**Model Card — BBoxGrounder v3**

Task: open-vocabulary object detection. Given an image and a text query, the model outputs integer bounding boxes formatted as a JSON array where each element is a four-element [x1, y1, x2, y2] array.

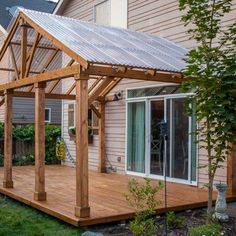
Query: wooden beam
[[20, 23, 28, 79], [227, 144, 236, 195], [9, 45, 19, 80], [47, 59, 74, 94], [74, 73, 90, 218], [0, 97, 5, 107], [98, 102, 106, 173], [66, 82, 76, 95], [82, 66, 186, 83], [88, 78, 114, 106], [28, 49, 60, 92], [20, 12, 88, 68], [88, 77, 103, 94], [25, 33, 42, 77], [101, 78, 122, 97], [34, 82, 47, 201], [11, 41, 57, 51], [0, 64, 81, 91], [90, 104, 101, 119], [11, 91, 76, 100], [0, 14, 21, 62], [3, 90, 13, 188], [0, 68, 40, 74]]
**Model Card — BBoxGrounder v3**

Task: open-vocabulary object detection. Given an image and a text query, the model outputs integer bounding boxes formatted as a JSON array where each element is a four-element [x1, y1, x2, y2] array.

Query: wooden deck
[[0, 165, 235, 226]]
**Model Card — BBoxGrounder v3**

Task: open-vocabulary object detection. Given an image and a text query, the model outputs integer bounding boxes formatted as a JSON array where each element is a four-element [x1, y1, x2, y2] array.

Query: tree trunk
[[207, 175, 214, 222]]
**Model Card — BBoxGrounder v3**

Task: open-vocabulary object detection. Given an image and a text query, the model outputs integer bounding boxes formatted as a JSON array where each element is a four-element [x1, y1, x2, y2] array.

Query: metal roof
[[18, 9, 187, 73]]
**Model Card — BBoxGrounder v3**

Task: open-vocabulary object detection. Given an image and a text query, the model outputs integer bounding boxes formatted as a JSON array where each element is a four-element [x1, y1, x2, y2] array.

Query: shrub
[[166, 211, 185, 230], [0, 122, 61, 166], [13, 154, 35, 166], [125, 178, 163, 236], [188, 224, 222, 236]]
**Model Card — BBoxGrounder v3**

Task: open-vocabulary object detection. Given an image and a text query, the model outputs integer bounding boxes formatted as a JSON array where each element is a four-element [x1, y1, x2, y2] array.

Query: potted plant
[[68, 126, 93, 144]]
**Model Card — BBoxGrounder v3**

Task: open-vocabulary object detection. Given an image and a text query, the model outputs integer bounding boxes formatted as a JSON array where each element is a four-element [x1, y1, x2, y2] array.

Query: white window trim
[[125, 84, 198, 186], [45, 108, 51, 123]]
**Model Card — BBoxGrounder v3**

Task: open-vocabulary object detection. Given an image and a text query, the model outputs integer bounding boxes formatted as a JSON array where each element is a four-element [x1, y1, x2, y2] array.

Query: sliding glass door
[[127, 101, 146, 173], [166, 97, 190, 180], [126, 86, 196, 184]]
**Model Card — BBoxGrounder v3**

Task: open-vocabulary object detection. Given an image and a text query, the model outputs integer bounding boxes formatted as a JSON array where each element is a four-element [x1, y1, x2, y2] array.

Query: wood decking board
[[0, 165, 235, 226]]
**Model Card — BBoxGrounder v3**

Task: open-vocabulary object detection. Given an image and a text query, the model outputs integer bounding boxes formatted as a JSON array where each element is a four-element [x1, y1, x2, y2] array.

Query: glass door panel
[[167, 98, 189, 180], [127, 102, 145, 173], [150, 100, 164, 175]]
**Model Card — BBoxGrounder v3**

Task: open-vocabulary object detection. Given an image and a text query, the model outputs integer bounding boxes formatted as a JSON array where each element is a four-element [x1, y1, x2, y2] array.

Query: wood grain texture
[[3, 90, 13, 188], [34, 82, 46, 201], [0, 165, 235, 226], [98, 102, 106, 173], [75, 74, 90, 217]]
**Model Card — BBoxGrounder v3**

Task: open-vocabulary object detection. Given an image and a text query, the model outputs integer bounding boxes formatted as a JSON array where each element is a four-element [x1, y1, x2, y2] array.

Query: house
[[0, 0, 61, 125], [0, 4, 235, 225], [54, 0, 236, 192]]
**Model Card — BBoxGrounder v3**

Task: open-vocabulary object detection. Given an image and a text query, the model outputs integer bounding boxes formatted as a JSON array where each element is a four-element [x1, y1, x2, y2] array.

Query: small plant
[[166, 211, 185, 230], [188, 224, 222, 236], [125, 178, 163, 236]]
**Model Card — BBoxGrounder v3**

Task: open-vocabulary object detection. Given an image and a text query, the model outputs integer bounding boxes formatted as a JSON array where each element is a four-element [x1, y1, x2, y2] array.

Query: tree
[[179, 0, 236, 219]]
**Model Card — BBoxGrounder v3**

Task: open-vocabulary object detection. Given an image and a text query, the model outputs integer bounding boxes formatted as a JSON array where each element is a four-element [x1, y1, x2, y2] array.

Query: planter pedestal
[[214, 183, 229, 222]]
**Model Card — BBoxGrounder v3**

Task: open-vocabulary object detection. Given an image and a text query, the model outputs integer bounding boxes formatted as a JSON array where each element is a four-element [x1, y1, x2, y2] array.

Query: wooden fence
[[0, 140, 34, 159]]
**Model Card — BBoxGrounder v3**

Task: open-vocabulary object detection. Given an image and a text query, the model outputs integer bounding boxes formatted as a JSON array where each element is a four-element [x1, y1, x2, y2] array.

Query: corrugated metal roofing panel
[[18, 9, 187, 72]]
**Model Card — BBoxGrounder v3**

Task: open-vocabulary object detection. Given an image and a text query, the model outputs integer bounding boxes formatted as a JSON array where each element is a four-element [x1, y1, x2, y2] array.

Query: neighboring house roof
[[53, 0, 69, 14], [0, 0, 56, 29], [19, 9, 187, 72]]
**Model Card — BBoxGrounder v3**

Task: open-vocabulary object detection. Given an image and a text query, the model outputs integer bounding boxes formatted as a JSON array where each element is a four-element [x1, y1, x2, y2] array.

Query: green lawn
[[0, 195, 83, 236]]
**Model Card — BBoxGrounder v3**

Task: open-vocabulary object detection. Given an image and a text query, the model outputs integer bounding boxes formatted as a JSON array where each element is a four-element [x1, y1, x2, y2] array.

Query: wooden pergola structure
[[0, 9, 234, 219]]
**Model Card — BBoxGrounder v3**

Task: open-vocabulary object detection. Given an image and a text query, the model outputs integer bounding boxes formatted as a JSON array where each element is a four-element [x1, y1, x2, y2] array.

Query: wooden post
[[74, 73, 90, 218], [227, 144, 236, 195], [34, 82, 47, 201], [3, 89, 13, 188], [20, 22, 27, 79], [98, 102, 106, 173]]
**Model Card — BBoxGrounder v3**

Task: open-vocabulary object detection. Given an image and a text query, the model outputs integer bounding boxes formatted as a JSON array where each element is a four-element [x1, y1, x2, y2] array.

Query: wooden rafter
[[88, 77, 115, 106], [66, 82, 76, 95], [11, 41, 57, 51], [0, 97, 5, 107], [20, 21, 28, 79], [0, 64, 80, 91], [47, 59, 74, 94], [25, 33, 42, 77], [20, 12, 88, 68], [9, 45, 19, 80], [28, 49, 60, 92], [101, 78, 122, 97], [0, 14, 21, 61], [88, 77, 103, 94]]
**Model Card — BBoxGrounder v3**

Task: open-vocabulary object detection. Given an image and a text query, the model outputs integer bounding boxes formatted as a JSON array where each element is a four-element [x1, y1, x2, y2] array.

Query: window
[[94, 0, 111, 25], [45, 108, 51, 123], [67, 103, 99, 133]]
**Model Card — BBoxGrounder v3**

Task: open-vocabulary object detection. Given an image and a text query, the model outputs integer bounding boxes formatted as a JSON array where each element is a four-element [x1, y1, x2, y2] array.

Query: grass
[[0, 195, 83, 236]]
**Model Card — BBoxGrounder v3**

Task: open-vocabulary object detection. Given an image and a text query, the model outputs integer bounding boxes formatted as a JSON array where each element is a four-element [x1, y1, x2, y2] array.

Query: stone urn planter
[[214, 182, 229, 222]]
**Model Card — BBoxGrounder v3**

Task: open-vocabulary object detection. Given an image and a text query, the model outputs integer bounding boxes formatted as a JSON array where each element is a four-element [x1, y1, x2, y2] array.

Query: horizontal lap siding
[[12, 98, 62, 124], [60, 0, 236, 185]]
